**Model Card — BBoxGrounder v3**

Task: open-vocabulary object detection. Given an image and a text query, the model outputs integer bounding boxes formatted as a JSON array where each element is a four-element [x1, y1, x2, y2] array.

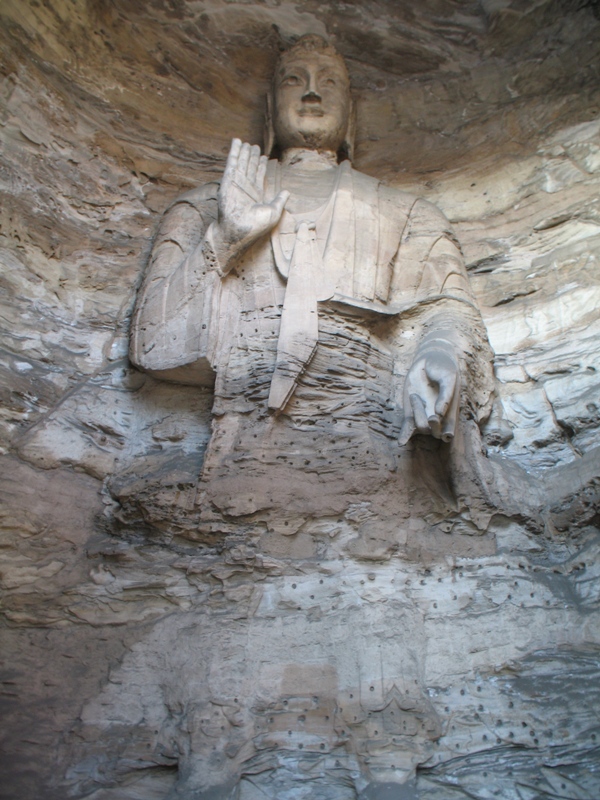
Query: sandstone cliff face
[[1, 2, 599, 799]]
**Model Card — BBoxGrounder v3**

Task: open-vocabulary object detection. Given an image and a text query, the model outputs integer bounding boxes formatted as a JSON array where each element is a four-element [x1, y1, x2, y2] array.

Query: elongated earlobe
[[339, 97, 355, 163], [263, 92, 275, 158]]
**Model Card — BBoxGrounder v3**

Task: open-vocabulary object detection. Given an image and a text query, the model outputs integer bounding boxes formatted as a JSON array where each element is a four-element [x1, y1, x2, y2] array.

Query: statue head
[[265, 34, 355, 162]]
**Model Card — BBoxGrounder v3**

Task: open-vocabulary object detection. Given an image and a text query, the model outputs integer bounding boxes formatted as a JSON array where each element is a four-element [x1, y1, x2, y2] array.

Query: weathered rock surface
[[1, 1, 599, 798]]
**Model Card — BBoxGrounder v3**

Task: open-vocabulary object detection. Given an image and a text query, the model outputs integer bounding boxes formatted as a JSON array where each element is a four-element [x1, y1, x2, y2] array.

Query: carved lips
[[298, 106, 325, 116]]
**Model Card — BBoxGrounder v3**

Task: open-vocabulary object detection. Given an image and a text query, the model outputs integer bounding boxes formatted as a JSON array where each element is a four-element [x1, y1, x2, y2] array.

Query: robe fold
[[130, 160, 495, 530]]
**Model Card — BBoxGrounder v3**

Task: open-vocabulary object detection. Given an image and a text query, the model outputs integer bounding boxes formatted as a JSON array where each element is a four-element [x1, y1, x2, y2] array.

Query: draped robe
[[130, 160, 494, 539]]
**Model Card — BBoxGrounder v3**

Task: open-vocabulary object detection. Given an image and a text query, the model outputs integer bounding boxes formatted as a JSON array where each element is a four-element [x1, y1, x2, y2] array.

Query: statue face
[[273, 52, 350, 153]]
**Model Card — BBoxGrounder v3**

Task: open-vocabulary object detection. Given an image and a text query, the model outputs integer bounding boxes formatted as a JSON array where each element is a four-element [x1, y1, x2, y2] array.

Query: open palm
[[216, 139, 289, 252]]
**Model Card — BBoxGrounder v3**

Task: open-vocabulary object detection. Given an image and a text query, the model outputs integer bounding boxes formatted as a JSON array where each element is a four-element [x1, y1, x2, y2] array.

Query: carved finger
[[256, 155, 268, 193], [428, 413, 442, 439], [433, 368, 457, 419], [220, 139, 241, 200], [441, 416, 455, 442], [247, 145, 261, 183], [398, 414, 415, 446], [410, 392, 430, 435], [224, 138, 241, 176], [237, 141, 251, 175], [399, 366, 419, 444], [440, 383, 460, 442], [268, 190, 290, 226]]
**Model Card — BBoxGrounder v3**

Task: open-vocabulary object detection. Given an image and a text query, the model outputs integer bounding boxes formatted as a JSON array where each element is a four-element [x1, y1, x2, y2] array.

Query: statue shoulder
[[152, 183, 219, 253], [376, 181, 418, 208], [378, 182, 450, 226], [381, 185, 458, 243], [348, 166, 447, 224], [165, 182, 219, 216]]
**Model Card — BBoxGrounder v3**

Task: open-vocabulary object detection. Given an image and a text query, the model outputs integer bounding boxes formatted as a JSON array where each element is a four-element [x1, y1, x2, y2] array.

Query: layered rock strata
[[1, 1, 599, 798]]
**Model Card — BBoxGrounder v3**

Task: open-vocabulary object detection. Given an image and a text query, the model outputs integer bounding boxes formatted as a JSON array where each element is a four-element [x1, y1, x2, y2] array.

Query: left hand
[[399, 349, 459, 445]]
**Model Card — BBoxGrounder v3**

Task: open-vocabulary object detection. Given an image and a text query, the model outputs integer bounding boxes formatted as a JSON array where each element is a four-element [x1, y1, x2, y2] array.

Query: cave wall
[[1, 1, 600, 798]]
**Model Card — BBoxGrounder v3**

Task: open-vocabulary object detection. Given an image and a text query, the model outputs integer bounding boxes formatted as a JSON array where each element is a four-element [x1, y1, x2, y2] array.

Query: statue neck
[[277, 150, 345, 215], [280, 148, 339, 170]]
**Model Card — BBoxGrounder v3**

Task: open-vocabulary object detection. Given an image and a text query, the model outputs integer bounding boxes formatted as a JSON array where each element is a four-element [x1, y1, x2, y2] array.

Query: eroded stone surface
[[1, 1, 599, 798]]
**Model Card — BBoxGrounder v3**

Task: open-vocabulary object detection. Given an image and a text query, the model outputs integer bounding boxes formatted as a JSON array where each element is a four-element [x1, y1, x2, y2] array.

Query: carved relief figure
[[130, 35, 495, 544]]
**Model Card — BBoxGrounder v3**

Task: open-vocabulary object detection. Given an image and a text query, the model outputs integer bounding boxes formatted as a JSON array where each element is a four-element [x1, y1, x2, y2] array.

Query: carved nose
[[302, 90, 322, 102]]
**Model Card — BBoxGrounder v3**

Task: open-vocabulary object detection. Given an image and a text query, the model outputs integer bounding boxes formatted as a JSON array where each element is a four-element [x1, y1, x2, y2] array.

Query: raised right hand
[[214, 139, 289, 256]]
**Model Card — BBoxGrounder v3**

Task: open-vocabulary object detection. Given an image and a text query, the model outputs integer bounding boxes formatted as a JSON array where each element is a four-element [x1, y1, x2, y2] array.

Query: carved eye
[[282, 75, 302, 86], [322, 77, 337, 86]]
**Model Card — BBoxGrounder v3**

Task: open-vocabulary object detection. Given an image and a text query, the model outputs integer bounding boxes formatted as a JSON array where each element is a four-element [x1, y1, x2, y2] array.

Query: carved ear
[[339, 96, 355, 163], [263, 92, 275, 158]]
